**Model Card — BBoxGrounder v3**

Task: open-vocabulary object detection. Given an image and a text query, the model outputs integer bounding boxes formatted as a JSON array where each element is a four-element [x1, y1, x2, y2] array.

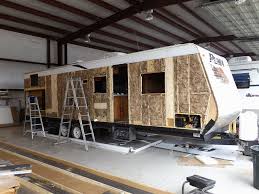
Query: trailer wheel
[[72, 126, 82, 139], [60, 125, 68, 137]]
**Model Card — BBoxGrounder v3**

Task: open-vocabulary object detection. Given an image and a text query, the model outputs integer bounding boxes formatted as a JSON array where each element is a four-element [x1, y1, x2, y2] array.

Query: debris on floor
[[155, 142, 238, 161], [177, 154, 233, 168]]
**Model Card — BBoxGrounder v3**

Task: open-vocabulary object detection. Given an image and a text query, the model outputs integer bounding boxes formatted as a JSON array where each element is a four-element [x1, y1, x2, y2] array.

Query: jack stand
[[182, 175, 216, 194]]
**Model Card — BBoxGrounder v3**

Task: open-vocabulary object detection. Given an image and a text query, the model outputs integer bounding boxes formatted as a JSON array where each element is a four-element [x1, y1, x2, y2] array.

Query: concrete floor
[[0, 126, 257, 194]]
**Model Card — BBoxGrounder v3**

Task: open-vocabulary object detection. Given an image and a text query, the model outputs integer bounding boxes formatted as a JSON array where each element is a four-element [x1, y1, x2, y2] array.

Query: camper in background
[[229, 56, 259, 155]]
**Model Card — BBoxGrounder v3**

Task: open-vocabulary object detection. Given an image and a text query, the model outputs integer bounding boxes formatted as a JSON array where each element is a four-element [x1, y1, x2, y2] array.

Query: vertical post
[[46, 39, 50, 68], [58, 41, 63, 66], [64, 43, 68, 65]]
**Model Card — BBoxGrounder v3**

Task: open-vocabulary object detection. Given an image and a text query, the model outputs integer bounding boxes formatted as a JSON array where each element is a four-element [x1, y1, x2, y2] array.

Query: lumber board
[[17, 176, 53, 194], [0, 176, 19, 194], [0, 140, 173, 194], [0, 149, 127, 194]]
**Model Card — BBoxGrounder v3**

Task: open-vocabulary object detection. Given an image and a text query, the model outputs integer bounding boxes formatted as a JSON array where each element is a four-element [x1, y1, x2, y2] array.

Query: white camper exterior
[[24, 43, 241, 137], [229, 57, 259, 119]]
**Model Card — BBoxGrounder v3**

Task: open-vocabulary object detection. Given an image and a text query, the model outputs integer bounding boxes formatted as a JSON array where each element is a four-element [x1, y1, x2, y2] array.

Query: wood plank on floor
[[0, 140, 173, 194], [0, 149, 128, 194]]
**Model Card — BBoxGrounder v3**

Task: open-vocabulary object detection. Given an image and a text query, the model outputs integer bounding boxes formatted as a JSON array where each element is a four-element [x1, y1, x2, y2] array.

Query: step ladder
[[23, 96, 46, 139], [56, 77, 95, 151]]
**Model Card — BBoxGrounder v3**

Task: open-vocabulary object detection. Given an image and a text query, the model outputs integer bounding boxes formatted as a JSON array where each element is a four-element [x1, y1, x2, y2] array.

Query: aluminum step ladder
[[56, 77, 95, 151], [23, 96, 46, 139]]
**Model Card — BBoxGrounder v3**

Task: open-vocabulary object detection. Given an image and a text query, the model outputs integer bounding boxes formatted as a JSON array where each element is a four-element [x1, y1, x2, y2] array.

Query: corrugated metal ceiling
[[203, 0, 259, 58], [0, 0, 257, 58]]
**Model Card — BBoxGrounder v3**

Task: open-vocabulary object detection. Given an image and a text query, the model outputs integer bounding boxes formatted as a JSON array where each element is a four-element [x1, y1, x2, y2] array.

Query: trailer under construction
[[24, 44, 241, 141]]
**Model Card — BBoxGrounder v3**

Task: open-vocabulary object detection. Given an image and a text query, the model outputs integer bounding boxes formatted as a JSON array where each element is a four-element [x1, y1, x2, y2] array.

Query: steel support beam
[[191, 35, 236, 43], [64, 43, 68, 65], [59, 0, 192, 43], [1, 0, 151, 50], [179, 3, 245, 53], [46, 39, 51, 68], [37, 0, 168, 46], [0, 58, 58, 66], [57, 42, 63, 66], [191, 35, 259, 43], [224, 52, 256, 58]]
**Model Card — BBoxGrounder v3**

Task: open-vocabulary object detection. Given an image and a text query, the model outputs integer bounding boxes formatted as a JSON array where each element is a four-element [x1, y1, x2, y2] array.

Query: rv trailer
[[24, 43, 241, 140], [229, 56, 259, 119], [229, 56, 259, 154]]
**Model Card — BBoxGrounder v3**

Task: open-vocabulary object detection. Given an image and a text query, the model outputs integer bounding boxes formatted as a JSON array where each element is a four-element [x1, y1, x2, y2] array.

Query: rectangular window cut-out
[[94, 76, 106, 93], [30, 74, 38, 87], [83, 79, 87, 84], [142, 72, 165, 93]]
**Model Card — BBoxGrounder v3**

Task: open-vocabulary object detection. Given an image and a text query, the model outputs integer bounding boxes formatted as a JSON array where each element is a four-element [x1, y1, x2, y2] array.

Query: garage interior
[[0, 0, 259, 194]]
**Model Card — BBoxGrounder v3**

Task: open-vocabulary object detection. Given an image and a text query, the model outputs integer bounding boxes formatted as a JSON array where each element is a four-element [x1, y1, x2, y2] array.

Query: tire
[[60, 125, 68, 137], [72, 125, 82, 139]]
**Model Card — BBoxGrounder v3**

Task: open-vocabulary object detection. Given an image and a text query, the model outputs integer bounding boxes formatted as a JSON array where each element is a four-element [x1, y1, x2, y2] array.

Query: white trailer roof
[[25, 43, 203, 78]]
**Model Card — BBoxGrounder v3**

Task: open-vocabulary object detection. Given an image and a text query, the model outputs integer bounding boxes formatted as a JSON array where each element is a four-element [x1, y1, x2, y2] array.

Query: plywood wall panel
[[190, 94, 210, 114], [149, 94, 165, 126], [173, 54, 214, 127], [140, 59, 165, 74], [128, 59, 166, 127], [24, 78, 30, 88], [128, 63, 142, 123], [57, 72, 71, 116], [38, 76, 45, 88], [165, 57, 175, 126], [190, 55, 209, 93], [141, 95, 150, 125]]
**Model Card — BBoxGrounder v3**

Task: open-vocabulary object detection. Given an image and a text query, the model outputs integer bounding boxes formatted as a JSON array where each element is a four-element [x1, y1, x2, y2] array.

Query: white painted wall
[[0, 60, 47, 89], [0, 29, 109, 89], [0, 30, 47, 62]]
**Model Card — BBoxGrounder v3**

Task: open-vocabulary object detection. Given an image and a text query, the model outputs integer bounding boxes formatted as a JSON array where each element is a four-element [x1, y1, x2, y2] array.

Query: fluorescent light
[[84, 34, 91, 43], [145, 9, 153, 21]]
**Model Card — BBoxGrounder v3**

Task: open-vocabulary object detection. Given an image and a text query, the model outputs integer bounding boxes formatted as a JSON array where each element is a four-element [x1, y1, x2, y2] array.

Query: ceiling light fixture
[[84, 33, 91, 43], [145, 9, 153, 21], [234, 0, 247, 5], [203, 43, 211, 50]]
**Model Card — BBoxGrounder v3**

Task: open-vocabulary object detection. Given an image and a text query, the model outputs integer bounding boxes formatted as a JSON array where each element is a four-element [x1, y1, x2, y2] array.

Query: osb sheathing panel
[[174, 54, 214, 126], [56, 67, 112, 122], [38, 76, 45, 88], [24, 76, 45, 89], [140, 59, 165, 73], [128, 59, 166, 127], [87, 67, 112, 122], [174, 56, 190, 113], [190, 56, 210, 93], [57, 72, 71, 117], [190, 94, 210, 114], [24, 78, 30, 88], [165, 57, 175, 126], [149, 94, 165, 126]]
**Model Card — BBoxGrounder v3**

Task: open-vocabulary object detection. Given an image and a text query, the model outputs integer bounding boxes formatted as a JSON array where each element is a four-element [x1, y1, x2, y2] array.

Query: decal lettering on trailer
[[246, 93, 259, 97], [209, 53, 229, 84], [209, 53, 224, 66]]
